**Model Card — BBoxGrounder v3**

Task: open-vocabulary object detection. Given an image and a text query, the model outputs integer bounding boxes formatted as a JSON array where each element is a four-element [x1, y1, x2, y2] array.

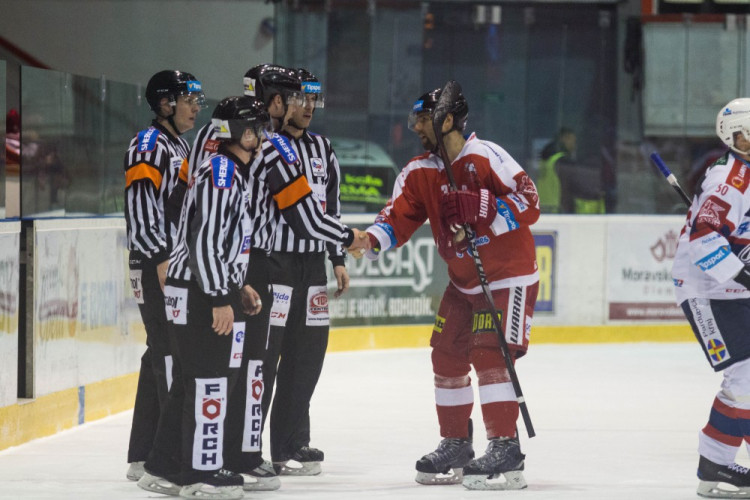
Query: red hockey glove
[[436, 221, 457, 260], [436, 219, 469, 261], [443, 188, 498, 230]]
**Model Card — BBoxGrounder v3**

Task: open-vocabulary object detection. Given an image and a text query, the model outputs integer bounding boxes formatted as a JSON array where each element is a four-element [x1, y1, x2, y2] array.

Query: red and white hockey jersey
[[367, 133, 539, 294], [673, 152, 750, 303]]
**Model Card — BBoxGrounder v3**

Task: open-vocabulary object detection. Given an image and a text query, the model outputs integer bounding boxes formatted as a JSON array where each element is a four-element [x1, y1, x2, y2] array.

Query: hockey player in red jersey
[[358, 86, 539, 490], [672, 98, 750, 499]]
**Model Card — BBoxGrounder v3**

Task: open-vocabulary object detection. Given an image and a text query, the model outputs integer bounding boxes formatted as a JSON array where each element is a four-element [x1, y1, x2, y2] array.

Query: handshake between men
[[346, 228, 374, 259]]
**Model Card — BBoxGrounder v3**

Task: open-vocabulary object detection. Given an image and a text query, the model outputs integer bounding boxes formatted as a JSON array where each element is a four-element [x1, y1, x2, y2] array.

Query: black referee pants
[[224, 250, 274, 472], [145, 279, 244, 485], [127, 253, 174, 464], [264, 251, 330, 463]]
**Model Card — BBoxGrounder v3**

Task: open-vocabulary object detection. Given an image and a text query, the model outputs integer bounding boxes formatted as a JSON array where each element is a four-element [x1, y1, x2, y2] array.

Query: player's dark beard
[[420, 135, 436, 153]]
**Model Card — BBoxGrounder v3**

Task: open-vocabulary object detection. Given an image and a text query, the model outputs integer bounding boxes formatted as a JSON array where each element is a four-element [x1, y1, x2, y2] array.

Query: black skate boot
[[415, 420, 475, 486], [462, 436, 527, 490], [179, 469, 244, 499], [697, 455, 750, 498], [274, 446, 324, 476]]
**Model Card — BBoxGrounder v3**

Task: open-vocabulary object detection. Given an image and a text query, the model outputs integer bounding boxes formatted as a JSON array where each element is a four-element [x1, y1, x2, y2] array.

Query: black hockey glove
[[733, 267, 750, 290]]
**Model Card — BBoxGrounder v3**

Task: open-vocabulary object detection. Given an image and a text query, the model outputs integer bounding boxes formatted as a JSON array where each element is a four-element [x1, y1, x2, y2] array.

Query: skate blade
[[276, 460, 322, 476], [179, 483, 243, 500], [463, 470, 527, 491], [137, 472, 182, 496], [415, 468, 464, 485], [698, 480, 750, 498], [240, 473, 281, 491]]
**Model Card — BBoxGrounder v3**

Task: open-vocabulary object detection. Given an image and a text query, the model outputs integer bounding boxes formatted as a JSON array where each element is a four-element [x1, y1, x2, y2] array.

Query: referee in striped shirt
[[139, 96, 269, 499], [263, 69, 345, 476], [123, 70, 206, 482], [222, 65, 369, 487]]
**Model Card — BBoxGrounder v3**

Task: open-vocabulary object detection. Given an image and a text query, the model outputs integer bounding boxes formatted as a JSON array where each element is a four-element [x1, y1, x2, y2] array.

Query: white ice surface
[[0, 343, 730, 499]]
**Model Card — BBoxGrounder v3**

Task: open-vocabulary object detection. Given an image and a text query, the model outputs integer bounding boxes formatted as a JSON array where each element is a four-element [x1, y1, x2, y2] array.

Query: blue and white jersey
[[673, 151, 750, 303]]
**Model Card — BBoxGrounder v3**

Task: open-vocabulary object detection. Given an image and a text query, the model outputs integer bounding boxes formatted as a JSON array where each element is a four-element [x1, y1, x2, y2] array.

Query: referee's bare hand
[[157, 259, 169, 292], [347, 228, 371, 259], [240, 285, 263, 316], [212, 305, 234, 335]]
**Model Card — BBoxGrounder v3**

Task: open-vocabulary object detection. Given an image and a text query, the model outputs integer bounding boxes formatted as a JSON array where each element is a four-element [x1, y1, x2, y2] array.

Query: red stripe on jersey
[[709, 397, 750, 420], [703, 423, 743, 446], [712, 397, 736, 418]]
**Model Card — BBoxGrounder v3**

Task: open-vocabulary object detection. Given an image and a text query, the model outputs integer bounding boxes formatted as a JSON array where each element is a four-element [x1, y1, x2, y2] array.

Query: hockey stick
[[649, 152, 692, 208], [433, 80, 535, 438]]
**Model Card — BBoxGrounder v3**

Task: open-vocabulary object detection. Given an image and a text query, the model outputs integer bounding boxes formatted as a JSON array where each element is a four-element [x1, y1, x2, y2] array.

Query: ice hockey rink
[[0, 343, 728, 499]]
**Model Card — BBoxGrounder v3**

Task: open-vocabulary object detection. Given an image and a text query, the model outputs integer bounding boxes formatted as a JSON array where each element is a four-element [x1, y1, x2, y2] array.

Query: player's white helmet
[[716, 98, 750, 155]]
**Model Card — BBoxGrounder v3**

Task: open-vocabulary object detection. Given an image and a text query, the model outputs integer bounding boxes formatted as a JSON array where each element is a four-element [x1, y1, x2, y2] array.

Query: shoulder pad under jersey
[[210, 155, 236, 190], [266, 132, 298, 165], [726, 159, 750, 194], [136, 127, 161, 153]]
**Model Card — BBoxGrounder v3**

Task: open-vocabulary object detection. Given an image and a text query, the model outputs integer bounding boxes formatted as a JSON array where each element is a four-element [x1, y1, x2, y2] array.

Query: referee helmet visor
[[212, 96, 273, 143], [146, 70, 207, 111]]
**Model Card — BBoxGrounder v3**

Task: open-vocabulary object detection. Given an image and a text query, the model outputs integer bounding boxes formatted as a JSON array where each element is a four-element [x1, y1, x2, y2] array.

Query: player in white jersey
[[672, 98, 750, 498]]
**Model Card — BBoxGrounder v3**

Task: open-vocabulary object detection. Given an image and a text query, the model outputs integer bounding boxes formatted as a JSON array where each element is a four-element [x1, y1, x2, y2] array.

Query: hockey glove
[[443, 188, 498, 231], [436, 222, 457, 261], [435, 219, 469, 261], [733, 267, 750, 290]]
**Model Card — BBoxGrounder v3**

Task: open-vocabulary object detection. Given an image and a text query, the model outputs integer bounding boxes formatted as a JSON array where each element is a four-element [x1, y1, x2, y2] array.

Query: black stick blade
[[432, 80, 462, 143]]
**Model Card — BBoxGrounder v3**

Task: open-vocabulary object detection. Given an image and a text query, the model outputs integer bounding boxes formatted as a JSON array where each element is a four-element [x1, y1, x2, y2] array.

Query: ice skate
[[697, 455, 750, 498], [240, 460, 281, 491], [179, 469, 244, 500], [462, 437, 527, 491], [274, 446, 324, 476], [414, 435, 474, 485], [137, 469, 182, 496], [415, 419, 474, 485], [126, 461, 145, 481]]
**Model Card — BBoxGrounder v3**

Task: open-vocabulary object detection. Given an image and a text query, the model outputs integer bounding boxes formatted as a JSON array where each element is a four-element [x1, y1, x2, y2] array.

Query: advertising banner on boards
[[606, 218, 684, 321], [328, 225, 558, 327]]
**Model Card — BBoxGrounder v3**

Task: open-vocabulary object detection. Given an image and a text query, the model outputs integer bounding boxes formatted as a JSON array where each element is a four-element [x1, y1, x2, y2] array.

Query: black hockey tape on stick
[[432, 80, 535, 438], [649, 152, 692, 208]]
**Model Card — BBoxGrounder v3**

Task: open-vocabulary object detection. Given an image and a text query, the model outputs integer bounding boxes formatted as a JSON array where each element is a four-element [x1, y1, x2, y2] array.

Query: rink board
[[0, 215, 693, 450]]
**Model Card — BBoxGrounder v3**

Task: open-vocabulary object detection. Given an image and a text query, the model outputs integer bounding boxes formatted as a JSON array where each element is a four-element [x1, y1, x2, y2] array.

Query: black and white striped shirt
[[188, 122, 220, 179], [271, 130, 346, 265], [247, 132, 353, 253], [164, 122, 219, 231], [124, 120, 189, 262], [168, 148, 252, 305]]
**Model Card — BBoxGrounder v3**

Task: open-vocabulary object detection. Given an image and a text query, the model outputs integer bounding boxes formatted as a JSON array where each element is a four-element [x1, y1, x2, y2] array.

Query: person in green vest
[[538, 127, 576, 213], [539, 127, 605, 214]]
